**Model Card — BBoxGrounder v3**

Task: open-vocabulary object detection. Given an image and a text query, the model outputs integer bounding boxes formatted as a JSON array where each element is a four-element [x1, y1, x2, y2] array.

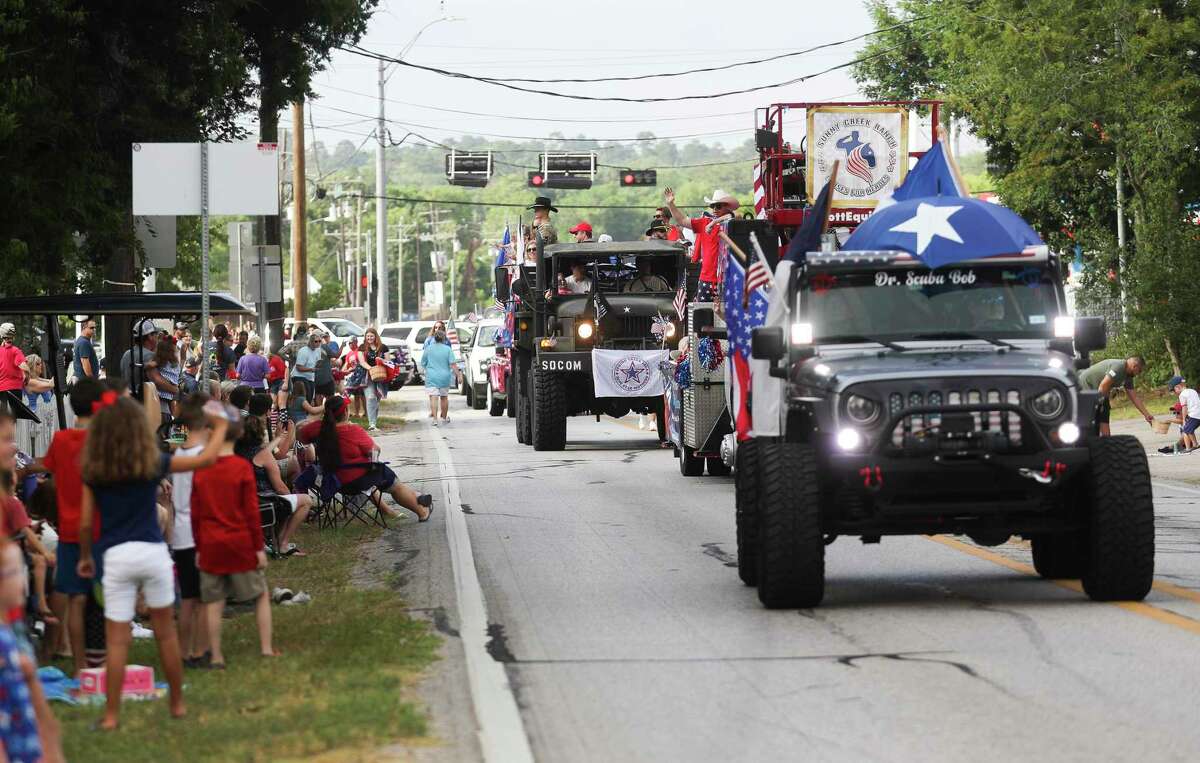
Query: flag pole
[[819, 160, 840, 237], [717, 230, 751, 265], [938, 124, 972, 195]]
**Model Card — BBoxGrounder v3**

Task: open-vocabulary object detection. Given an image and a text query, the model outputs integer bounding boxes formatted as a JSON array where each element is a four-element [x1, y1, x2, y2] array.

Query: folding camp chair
[[331, 462, 392, 529], [258, 493, 279, 555]]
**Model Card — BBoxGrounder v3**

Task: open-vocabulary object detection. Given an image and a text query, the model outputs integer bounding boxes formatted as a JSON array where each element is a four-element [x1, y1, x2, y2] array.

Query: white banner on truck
[[592, 349, 669, 398], [807, 107, 908, 208]]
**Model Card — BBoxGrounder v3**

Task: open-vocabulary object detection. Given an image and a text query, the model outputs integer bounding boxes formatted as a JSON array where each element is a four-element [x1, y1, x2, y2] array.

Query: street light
[[376, 12, 465, 326]]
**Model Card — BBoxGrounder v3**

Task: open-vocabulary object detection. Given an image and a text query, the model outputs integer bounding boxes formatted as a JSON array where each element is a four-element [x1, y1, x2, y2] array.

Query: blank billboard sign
[[132, 142, 279, 216]]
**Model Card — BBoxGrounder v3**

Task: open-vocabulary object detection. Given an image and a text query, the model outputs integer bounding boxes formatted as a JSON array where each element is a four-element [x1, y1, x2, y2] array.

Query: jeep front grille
[[882, 386, 1024, 449]]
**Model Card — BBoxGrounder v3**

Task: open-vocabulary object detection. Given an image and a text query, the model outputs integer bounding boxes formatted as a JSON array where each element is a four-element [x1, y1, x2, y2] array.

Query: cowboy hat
[[526, 196, 558, 212], [703, 189, 740, 209]]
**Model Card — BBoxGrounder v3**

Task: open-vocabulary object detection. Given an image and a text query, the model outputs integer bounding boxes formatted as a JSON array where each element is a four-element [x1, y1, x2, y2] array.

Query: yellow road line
[[926, 535, 1200, 637], [1005, 537, 1200, 605]]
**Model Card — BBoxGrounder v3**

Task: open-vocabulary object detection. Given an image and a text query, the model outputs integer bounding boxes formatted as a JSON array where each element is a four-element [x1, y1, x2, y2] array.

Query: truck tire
[[735, 438, 760, 586], [679, 445, 704, 476], [756, 441, 824, 609], [706, 457, 731, 477], [1081, 435, 1155, 601], [472, 385, 487, 410], [1031, 533, 1085, 579], [518, 374, 533, 445], [464, 382, 474, 406], [531, 368, 567, 451], [506, 370, 516, 418], [488, 384, 505, 417], [514, 354, 531, 444]]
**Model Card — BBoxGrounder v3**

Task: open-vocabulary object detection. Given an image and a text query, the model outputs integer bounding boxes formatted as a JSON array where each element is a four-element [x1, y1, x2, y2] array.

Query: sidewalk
[[1111, 418, 1200, 485]]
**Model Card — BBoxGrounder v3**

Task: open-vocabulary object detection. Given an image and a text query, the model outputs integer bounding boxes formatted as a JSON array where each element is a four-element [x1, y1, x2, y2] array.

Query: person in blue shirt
[[73, 319, 99, 380], [421, 329, 456, 425]]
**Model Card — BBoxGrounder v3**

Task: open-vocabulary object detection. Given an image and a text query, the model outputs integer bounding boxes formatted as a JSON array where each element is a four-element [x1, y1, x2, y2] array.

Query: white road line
[[430, 425, 535, 763], [1153, 480, 1200, 498]]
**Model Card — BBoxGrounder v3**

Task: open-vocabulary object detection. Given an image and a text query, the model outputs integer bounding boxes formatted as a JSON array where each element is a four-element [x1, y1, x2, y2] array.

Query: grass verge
[[56, 523, 439, 762], [1109, 388, 1175, 421]]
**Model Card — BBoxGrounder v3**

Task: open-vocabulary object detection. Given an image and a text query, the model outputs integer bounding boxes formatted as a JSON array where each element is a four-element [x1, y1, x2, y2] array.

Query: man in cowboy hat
[[645, 219, 669, 241], [525, 196, 559, 249], [663, 187, 740, 302], [569, 221, 593, 243]]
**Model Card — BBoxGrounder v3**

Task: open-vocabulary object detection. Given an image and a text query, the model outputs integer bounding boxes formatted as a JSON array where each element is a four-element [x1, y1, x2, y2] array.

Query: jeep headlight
[[1030, 388, 1065, 420], [577, 321, 594, 340], [845, 394, 879, 424]]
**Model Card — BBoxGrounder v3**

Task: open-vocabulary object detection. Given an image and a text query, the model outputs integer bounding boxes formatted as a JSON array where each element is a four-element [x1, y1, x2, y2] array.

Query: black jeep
[[741, 247, 1154, 609], [498, 240, 687, 450]]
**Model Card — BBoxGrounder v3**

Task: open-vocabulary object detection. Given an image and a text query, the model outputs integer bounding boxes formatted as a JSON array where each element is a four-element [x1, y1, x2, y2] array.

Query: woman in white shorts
[[236, 411, 313, 556], [421, 329, 457, 425], [77, 394, 229, 730]]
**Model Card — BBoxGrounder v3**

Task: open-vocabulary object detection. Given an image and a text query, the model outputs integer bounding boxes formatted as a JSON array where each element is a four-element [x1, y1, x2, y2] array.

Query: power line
[[385, 19, 925, 84], [368, 194, 697, 210], [311, 102, 748, 142], [314, 82, 750, 123], [338, 36, 925, 103]]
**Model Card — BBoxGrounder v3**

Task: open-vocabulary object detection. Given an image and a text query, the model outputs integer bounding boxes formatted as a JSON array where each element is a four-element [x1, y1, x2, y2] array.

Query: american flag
[[594, 288, 610, 320], [742, 254, 772, 309], [673, 270, 687, 318], [846, 143, 874, 184], [721, 226, 770, 441], [493, 224, 512, 309]]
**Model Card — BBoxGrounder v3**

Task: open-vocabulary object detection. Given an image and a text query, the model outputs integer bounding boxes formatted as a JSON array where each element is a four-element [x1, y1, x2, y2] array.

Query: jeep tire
[[531, 368, 566, 451], [1081, 435, 1155, 601], [488, 383, 505, 417], [757, 441, 824, 609], [1031, 533, 1085, 579], [734, 438, 760, 586], [679, 444, 704, 476]]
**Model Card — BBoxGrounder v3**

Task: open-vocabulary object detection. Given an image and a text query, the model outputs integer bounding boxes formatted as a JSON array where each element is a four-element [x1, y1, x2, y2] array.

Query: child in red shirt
[[191, 415, 276, 667]]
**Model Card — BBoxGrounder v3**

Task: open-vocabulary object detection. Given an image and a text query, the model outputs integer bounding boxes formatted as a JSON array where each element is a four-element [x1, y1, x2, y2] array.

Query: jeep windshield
[[802, 263, 1062, 343]]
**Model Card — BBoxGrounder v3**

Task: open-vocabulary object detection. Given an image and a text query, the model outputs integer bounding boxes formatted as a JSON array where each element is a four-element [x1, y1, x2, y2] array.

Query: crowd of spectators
[[0, 316, 434, 754]]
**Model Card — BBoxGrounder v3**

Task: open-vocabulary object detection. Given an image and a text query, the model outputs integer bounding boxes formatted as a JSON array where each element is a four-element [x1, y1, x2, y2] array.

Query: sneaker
[[131, 622, 154, 639], [367, 425, 380, 432], [1159, 446, 1175, 454], [417, 494, 433, 508], [441, 416, 450, 424]]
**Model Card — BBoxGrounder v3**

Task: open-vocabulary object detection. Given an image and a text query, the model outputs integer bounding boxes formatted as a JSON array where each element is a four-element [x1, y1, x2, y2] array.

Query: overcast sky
[[303, 0, 940, 154]]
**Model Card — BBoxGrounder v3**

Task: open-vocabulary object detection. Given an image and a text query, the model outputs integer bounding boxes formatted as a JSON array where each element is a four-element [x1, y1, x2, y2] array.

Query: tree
[[852, 0, 1200, 385]]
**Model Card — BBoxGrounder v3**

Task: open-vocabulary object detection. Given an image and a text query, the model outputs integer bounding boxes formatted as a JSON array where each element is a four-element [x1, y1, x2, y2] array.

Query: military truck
[[740, 246, 1154, 609], [497, 239, 687, 451]]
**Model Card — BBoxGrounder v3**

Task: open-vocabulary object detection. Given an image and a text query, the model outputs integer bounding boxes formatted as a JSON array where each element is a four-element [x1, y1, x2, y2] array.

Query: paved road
[[387, 387, 1200, 763]]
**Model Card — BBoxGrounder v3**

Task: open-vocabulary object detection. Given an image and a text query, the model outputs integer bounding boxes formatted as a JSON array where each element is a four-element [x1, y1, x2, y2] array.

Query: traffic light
[[445, 151, 492, 187], [360, 274, 369, 290], [619, 169, 657, 187], [529, 152, 597, 189]]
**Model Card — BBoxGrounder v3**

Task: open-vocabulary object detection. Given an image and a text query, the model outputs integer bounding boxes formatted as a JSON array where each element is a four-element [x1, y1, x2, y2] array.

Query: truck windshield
[[323, 319, 365, 338], [804, 264, 1061, 342], [476, 326, 499, 347]]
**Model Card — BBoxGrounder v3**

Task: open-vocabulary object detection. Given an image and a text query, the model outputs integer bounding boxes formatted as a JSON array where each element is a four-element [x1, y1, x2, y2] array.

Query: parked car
[[462, 320, 503, 410]]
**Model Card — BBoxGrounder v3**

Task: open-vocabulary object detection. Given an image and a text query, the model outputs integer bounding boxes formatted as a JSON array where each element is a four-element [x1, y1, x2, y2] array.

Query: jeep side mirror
[[1075, 317, 1106, 354], [751, 326, 785, 361], [494, 267, 510, 302]]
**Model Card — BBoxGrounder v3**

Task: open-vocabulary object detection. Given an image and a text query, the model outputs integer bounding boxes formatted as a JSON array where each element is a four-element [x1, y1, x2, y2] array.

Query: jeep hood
[[795, 346, 1077, 392]]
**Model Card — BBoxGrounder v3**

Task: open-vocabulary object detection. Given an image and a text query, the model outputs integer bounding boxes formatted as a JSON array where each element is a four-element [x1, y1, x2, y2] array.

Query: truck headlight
[[666, 323, 677, 338], [577, 321, 594, 340], [845, 395, 879, 424], [1030, 388, 1065, 420]]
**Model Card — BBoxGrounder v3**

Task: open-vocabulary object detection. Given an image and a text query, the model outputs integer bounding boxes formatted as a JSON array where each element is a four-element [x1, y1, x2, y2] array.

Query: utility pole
[[375, 61, 389, 325], [355, 193, 364, 309], [291, 101, 308, 321], [392, 221, 417, 320]]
